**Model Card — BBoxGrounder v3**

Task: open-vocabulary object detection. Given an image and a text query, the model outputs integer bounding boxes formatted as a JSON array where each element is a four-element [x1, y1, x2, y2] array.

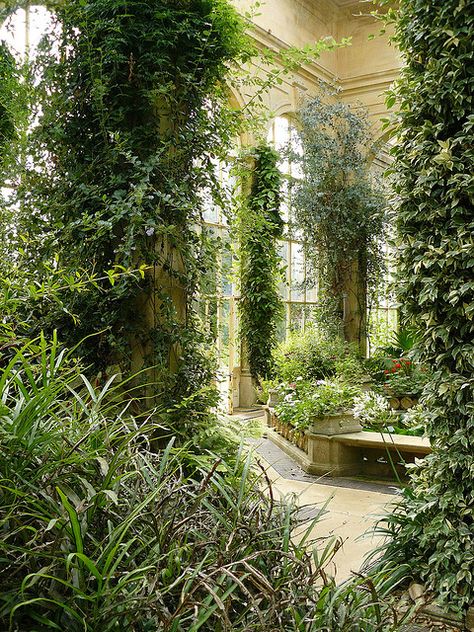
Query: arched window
[[267, 115, 318, 337]]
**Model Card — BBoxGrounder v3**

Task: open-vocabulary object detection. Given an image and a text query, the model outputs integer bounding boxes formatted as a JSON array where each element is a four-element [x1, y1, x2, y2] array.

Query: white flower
[[353, 391, 391, 424]]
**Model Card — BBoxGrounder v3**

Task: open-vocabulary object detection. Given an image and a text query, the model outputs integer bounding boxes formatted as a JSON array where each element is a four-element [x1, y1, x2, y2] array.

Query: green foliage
[[377, 327, 420, 358], [13, 0, 249, 411], [353, 391, 424, 436], [274, 379, 360, 431], [274, 326, 361, 383], [237, 144, 284, 380], [334, 354, 368, 384], [291, 95, 387, 336], [353, 391, 397, 431], [381, 360, 430, 399], [375, 0, 474, 612], [0, 252, 148, 355], [367, 310, 397, 355], [0, 339, 412, 631], [254, 376, 279, 405], [0, 42, 16, 152]]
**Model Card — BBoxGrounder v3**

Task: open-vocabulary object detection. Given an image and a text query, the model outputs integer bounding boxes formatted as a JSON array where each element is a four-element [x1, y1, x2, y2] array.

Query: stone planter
[[267, 388, 281, 407], [310, 411, 362, 436]]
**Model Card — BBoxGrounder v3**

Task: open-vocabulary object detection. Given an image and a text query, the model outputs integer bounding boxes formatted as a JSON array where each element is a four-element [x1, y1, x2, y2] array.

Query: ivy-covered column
[[293, 96, 386, 354], [19, 0, 247, 419], [237, 145, 283, 405], [380, 0, 474, 613]]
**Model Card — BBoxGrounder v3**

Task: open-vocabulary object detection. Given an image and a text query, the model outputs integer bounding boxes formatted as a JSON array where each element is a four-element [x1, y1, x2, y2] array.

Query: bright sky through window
[[0, 6, 51, 60]]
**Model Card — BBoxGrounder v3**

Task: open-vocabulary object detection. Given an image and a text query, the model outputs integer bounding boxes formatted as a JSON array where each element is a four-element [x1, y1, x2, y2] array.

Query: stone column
[[342, 256, 368, 357]]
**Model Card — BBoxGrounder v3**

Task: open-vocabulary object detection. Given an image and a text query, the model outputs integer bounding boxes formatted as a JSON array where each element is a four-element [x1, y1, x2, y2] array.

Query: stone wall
[[233, 0, 401, 138]]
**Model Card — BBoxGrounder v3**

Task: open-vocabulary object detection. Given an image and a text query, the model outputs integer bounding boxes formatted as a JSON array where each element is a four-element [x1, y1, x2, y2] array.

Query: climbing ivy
[[0, 42, 15, 152], [13, 0, 251, 417], [291, 96, 387, 345], [2, 0, 346, 429], [377, 0, 474, 612], [237, 145, 284, 380]]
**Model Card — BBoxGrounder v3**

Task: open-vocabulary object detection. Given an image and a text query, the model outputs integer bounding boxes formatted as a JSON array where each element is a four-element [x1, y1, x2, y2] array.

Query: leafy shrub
[[381, 362, 430, 398], [0, 339, 411, 631], [376, 0, 474, 612], [254, 376, 280, 404], [334, 355, 368, 384], [274, 379, 360, 431], [291, 94, 387, 352], [274, 327, 360, 383]]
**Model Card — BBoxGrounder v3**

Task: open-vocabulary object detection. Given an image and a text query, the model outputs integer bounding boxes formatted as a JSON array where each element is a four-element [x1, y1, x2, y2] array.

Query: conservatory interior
[[0, 1, 472, 631]]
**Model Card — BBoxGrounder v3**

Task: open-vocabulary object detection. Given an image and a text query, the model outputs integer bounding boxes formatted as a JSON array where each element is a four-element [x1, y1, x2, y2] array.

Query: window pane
[[290, 242, 305, 301], [278, 241, 288, 299], [1, 6, 52, 61]]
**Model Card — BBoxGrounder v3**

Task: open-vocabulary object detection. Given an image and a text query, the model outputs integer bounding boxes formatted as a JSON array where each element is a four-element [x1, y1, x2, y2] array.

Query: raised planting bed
[[265, 407, 431, 481]]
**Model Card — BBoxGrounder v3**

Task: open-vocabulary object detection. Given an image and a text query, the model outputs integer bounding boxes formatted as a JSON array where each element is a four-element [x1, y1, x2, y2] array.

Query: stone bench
[[265, 407, 431, 480]]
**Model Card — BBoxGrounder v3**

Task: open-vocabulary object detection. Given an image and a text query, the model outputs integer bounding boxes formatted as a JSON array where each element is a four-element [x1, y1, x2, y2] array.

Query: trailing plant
[[0, 250, 148, 360], [291, 95, 387, 349], [0, 41, 15, 154], [237, 144, 284, 380], [0, 339, 412, 631], [4, 1, 350, 427], [374, 0, 474, 612], [0, 38, 24, 261]]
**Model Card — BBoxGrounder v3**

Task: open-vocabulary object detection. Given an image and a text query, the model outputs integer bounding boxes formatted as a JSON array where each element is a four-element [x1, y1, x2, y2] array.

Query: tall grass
[[0, 339, 412, 630]]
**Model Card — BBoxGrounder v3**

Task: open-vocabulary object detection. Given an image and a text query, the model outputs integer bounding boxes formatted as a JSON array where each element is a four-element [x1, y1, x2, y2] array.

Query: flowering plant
[[382, 360, 430, 397], [353, 391, 426, 436], [274, 379, 359, 431], [353, 391, 397, 430]]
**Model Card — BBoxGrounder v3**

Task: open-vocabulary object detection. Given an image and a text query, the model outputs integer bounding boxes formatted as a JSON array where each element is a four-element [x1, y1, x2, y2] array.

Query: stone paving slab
[[252, 436, 401, 496]]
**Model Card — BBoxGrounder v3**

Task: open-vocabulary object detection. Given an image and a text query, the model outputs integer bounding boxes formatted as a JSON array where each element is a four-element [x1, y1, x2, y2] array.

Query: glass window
[[268, 115, 319, 335]]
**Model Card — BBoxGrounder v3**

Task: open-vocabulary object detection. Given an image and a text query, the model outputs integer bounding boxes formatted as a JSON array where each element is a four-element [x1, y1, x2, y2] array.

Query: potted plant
[[274, 379, 362, 437], [382, 359, 430, 408]]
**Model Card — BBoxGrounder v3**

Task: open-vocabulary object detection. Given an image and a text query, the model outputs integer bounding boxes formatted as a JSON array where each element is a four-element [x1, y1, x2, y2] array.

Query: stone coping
[[333, 430, 431, 454]]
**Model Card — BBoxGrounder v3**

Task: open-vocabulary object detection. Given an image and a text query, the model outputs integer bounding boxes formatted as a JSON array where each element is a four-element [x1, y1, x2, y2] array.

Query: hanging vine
[[0, 42, 16, 152], [2, 1, 347, 431], [237, 144, 284, 381], [291, 96, 387, 345]]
